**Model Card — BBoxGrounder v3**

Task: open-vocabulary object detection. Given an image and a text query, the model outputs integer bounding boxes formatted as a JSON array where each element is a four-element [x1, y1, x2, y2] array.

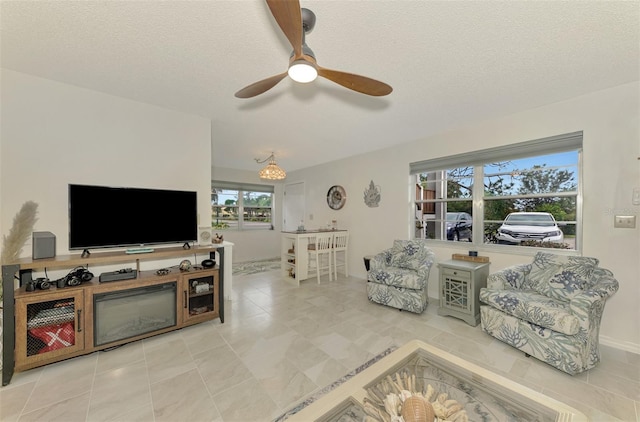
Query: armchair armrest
[[486, 264, 531, 290], [369, 249, 393, 271], [569, 270, 619, 325], [416, 251, 436, 280]]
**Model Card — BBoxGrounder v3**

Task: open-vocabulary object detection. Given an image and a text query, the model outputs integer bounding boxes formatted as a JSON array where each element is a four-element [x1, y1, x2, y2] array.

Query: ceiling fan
[[234, 0, 393, 99]]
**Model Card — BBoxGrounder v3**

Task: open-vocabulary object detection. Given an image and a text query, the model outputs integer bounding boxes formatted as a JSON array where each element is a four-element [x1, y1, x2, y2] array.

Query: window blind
[[211, 180, 275, 193], [409, 131, 582, 174]]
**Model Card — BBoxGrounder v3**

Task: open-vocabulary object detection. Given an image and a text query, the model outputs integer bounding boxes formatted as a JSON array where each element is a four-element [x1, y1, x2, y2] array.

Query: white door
[[283, 182, 305, 231]]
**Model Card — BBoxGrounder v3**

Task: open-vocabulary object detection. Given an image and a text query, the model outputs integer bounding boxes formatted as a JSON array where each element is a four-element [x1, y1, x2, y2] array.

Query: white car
[[496, 212, 564, 244]]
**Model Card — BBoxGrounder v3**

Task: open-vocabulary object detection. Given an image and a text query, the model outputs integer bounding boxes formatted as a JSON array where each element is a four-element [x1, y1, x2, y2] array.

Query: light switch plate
[[633, 188, 640, 205], [614, 215, 636, 228]]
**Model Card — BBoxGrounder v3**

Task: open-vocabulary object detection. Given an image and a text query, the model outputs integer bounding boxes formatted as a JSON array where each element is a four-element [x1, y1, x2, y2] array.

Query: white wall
[[1, 70, 212, 264], [288, 82, 640, 353], [210, 166, 283, 262]]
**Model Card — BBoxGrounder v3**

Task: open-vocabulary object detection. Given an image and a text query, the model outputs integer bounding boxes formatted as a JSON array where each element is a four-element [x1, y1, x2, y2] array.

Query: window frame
[[211, 181, 275, 231], [410, 132, 583, 253]]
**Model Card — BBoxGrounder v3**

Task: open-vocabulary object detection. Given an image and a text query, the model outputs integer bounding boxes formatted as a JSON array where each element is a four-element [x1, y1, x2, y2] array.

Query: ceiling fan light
[[288, 60, 318, 83]]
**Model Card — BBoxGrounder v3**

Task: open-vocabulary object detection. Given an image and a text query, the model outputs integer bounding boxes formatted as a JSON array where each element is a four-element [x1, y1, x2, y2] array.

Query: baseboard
[[600, 336, 640, 355]]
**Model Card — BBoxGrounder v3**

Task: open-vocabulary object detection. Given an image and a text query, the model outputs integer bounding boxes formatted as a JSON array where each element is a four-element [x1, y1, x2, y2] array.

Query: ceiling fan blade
[[317, 67, 393, 97], [266, 0, 303, 57], [234, 72, 288, 98]]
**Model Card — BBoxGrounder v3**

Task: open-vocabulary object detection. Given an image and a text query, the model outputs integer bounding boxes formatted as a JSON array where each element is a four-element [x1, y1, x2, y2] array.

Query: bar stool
[[332, 231, 349, 280], [307, 232, 333, 283]]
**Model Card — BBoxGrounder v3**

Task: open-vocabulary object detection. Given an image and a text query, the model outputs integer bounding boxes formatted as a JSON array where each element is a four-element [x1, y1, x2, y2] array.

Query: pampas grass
[[0, 201, 39, 302]]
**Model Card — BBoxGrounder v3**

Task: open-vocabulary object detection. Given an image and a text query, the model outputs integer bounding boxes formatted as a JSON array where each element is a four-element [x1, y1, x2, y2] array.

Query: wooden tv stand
[[1, 245, 226, 386]]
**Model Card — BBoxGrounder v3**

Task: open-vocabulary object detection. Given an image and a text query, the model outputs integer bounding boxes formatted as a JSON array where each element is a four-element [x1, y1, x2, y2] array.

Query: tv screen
[[69, 184, 197, 250]]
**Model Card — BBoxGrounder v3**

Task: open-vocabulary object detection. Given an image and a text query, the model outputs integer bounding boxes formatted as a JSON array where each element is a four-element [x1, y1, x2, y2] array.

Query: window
[[411, 132, 581, 251], [211, 181, 274, 230]]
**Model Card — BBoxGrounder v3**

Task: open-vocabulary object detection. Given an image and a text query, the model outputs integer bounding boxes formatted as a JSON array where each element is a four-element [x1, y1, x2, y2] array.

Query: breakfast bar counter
[[281, 230, 347, 285]]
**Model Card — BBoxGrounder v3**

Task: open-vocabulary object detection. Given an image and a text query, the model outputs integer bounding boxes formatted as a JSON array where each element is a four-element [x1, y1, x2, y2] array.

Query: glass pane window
[[242, 191, 272, 229], [483, 151, 578, 249], [414, 168, 474, 242], [211, 185, 274, 231], [411, 134, 581, 251], [211, 188, 238, 230]]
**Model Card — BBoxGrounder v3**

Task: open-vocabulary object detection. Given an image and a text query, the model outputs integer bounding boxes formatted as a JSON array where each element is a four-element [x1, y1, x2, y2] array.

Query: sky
[[483, 150, 579, 194]]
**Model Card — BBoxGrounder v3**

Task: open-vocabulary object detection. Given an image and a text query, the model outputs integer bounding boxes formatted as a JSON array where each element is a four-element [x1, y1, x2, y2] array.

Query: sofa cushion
[[368, 267, 424, 290], [528, 252, 600, 302], [388, 240, 430, 272], [480, 288, 580, 335]]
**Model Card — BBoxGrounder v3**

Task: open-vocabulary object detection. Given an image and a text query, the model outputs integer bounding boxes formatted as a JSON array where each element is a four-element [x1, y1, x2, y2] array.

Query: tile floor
[[1, 269, 639, 422]]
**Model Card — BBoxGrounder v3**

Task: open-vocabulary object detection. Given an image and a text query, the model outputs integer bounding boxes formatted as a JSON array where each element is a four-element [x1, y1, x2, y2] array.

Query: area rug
[[232, 258, 280, 275], [273, 346, 398, 422]]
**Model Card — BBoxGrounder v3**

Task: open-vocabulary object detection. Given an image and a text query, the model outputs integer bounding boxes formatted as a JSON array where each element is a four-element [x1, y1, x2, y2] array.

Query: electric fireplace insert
[[93, 282, 177, 347]]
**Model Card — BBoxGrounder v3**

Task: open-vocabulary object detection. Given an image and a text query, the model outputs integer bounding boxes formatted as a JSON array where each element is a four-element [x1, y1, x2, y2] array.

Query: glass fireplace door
[[93, 281, 177, 347]]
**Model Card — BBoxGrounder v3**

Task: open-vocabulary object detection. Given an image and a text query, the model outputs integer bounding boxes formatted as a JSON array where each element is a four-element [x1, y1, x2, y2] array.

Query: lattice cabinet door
[[437, 260, 490, 326], [441, 271, 471, 313], [15, 289, 85, 370]]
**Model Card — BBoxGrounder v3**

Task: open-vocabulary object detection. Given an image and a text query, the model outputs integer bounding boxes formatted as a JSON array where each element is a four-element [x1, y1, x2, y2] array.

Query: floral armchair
[[479, 252, 619, 374], [367, 240, 436, 313]]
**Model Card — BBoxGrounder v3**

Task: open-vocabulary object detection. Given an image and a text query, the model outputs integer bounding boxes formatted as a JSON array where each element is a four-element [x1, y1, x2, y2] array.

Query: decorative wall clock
[[327, 185, 347, 210]]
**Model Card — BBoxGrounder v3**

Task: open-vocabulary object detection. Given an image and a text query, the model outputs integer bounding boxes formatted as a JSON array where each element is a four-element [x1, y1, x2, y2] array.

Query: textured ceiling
[[2, 1, 638, 173]]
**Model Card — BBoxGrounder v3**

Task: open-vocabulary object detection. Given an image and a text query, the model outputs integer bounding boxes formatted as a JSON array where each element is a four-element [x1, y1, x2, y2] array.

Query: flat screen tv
[[69, 184, 197, 251]]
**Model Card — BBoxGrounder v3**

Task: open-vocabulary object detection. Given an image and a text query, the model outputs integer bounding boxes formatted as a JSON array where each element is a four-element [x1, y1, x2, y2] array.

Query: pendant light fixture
[[255, 152, 286, 180]]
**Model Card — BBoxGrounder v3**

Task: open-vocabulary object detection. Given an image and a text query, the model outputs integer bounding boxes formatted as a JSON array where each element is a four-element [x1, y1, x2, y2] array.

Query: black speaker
[[33, 231, 56, 259]]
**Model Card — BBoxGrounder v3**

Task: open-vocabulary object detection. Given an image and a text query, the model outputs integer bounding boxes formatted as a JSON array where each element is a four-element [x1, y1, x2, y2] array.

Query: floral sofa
[[479, 252, 619, 374], [367, 240, 436, 313]]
